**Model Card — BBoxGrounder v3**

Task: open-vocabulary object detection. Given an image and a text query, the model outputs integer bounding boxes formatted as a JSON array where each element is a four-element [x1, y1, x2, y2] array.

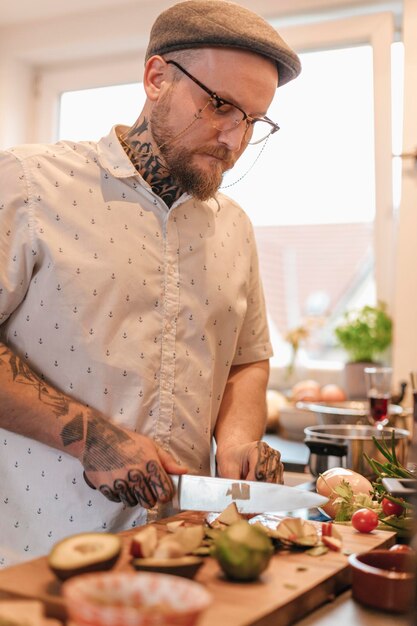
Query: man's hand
[[216, 441, 284, 484], [81, 414, 187, 508]]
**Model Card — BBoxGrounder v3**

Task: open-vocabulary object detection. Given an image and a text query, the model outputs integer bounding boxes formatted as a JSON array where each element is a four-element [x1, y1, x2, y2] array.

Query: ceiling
[[0, 0, 147, 26], [0, 0, 396, 27]]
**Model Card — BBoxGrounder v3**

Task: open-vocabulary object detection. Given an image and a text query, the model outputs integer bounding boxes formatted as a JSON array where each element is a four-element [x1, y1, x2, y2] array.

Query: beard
[[150, 92, 235, 201]]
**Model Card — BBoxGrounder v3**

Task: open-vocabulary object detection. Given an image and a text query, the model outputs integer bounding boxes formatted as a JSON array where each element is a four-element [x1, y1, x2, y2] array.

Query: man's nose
[[216, 123, 247, 152]]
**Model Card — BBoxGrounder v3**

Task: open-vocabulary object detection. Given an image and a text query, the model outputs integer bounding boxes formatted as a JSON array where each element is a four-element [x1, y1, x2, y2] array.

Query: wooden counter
[[0, 511, 396, 626]]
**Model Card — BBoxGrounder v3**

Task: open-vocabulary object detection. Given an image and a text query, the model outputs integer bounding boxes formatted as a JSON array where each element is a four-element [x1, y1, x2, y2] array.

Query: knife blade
[[171, 474, 328, 513]]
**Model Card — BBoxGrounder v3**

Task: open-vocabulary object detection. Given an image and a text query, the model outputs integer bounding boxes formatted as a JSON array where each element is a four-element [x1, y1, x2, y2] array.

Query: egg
[[320, 384, 346, 403], [316, 467, 373, 519], [291, 379, 321, 402], [265, 390, 289, 432]]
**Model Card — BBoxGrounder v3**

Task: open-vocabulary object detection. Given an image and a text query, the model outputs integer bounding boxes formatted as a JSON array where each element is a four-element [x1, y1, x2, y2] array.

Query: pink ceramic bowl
[[349, 549, 416, 613], [62, 571, 211, 626]]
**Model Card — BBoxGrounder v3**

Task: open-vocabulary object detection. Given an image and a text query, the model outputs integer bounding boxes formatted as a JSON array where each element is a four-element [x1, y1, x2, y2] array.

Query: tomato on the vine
[[351, 508, 379, 533], [381, 497, 404, 517]]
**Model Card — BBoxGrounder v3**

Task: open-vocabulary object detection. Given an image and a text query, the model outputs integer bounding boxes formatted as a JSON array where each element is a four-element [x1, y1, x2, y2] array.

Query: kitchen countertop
[[0, 507, 399, 626], [297, 588, 412, 625]]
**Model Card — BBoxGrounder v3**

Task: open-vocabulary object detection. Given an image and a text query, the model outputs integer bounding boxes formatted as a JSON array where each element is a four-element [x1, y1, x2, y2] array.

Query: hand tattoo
[[82, 416, 174, 508], [61, 413, 84, 446], [254, 441, 284, 483], [82, 415, 143, 472], [98, 463, 173, 508]]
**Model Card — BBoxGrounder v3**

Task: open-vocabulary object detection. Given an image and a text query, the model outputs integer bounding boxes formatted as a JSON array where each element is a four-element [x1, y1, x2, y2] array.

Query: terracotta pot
[[349, 550, 415, 613]]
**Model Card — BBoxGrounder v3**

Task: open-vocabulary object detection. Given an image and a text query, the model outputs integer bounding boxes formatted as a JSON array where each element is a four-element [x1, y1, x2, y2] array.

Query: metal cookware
[[304, 424, 409, 478], [297, 400, 403, 426]]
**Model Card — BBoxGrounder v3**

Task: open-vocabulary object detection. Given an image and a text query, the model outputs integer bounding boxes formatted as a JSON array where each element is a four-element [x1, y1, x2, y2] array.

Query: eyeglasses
[[165, 59, 280, 145]]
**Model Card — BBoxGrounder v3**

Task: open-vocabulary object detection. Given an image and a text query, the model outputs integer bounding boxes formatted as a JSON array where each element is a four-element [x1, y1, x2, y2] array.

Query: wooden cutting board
[[0, 512, 396, 626]]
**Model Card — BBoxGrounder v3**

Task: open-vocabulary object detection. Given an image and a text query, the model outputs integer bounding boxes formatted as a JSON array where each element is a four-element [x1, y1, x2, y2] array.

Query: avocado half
[[48, 532, 122, 580]]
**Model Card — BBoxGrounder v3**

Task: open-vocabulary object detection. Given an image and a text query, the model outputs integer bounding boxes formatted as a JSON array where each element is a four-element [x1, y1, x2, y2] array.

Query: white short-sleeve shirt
[[0, 126, 272, 566]]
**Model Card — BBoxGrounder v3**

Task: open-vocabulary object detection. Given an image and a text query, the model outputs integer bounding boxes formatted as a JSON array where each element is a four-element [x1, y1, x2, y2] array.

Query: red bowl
[[348, 549, 416, 613]]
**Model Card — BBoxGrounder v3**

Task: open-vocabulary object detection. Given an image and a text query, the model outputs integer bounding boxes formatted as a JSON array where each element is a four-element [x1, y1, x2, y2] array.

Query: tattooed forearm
[[8, 353, 70, 418]]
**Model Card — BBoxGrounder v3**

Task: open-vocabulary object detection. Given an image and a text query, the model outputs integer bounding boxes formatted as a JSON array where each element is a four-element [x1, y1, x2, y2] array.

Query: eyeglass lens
[[210, 103, 273, 145]]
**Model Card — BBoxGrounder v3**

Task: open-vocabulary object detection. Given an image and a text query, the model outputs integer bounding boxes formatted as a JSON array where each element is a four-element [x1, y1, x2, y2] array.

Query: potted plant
[[334, 302, 393, 399]]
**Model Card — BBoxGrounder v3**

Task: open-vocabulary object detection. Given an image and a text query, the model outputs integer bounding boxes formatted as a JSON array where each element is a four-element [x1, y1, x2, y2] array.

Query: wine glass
[[364, 367, 392, 428]]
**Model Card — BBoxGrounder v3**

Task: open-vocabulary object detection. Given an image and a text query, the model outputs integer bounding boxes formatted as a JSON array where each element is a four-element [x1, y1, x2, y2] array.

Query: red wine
[[413, 391, 417, 422], [369, 394, 389, 423]]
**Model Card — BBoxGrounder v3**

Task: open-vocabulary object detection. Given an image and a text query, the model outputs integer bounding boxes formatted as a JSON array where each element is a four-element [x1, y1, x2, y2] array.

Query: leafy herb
[[334, 302, 392, 363], [365, 431, 415, 501], [327, 479, 378, 522]]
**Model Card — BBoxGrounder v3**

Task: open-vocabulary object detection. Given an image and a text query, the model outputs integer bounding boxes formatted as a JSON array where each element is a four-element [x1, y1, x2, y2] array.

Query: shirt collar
[[97, 125, 139, 178], [96, 125, 220, 213]]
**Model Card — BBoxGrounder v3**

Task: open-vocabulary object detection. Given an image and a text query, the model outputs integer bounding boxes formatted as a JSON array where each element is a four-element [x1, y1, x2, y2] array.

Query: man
[[0, 0, 301, 566]]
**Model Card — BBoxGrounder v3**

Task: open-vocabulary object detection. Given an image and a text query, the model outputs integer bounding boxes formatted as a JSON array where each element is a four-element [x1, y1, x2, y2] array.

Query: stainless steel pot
[[304, 424, 409, 478], [297, 400, 403, 426]]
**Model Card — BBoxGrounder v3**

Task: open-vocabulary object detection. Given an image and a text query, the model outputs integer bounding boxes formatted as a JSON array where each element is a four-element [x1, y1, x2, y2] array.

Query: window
[[58, 83, 145, 142], [223, 45, 377, 368]]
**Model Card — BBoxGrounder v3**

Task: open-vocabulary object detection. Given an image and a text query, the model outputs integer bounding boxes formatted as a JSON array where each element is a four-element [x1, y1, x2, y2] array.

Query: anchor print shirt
[[0, 126, 272, 566]]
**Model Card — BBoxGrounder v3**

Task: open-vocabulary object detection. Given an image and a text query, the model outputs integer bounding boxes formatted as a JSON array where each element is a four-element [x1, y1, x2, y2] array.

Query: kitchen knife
[[171, 474, 328, 513]]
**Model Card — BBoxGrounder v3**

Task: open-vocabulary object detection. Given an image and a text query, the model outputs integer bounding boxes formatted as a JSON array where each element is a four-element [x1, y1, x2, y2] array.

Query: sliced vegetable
[[320, 522, 343, 551], [321, 536, 343, 552], [131, 555, 204, 579], [48, 532, 122, 580], [273, 517, 318, 548], [158, 525, 204, 554], [130, 525, 158, 558], [153, 540, 185, 559], [306, 545, 329, 557], [211, 502, 243, 527]]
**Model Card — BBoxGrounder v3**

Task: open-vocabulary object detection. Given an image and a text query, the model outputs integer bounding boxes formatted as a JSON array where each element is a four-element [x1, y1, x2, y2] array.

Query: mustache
[[196, 145, 235, 167]]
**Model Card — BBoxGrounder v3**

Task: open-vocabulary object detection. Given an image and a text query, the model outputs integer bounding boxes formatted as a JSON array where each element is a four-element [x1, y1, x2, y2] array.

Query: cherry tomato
[[351, 508, 379, 533], [382, 497, 404, 517], [389, 544, 415, 553]]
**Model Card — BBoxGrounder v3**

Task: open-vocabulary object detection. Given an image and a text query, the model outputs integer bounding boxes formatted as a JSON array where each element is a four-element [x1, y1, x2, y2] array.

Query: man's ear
[[143, 55, 169, 101]]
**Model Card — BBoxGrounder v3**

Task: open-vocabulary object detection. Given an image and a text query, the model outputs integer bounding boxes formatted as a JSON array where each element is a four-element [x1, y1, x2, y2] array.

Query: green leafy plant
[[334, 302, 392, 363]]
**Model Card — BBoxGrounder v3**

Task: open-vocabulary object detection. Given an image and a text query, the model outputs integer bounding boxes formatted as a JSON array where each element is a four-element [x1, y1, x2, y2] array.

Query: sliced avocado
[[48, 532, 122, 580]]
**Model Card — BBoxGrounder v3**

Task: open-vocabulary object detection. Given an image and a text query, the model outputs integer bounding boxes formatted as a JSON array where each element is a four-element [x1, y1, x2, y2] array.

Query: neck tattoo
[[119, 120, 183, 208]]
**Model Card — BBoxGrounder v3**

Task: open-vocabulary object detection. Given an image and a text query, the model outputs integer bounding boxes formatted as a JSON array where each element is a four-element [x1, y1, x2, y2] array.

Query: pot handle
[[304, 438, 348, 458]]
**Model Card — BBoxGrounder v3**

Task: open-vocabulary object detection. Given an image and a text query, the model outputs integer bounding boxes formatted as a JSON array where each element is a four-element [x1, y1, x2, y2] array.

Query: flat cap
[[145, 0, 301, 87]]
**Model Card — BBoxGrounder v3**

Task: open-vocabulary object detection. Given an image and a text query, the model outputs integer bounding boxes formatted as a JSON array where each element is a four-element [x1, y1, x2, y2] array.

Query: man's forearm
[[0, 342, 88, 460], [0, 342, 186, 507], [214, 359, 269, 454]]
